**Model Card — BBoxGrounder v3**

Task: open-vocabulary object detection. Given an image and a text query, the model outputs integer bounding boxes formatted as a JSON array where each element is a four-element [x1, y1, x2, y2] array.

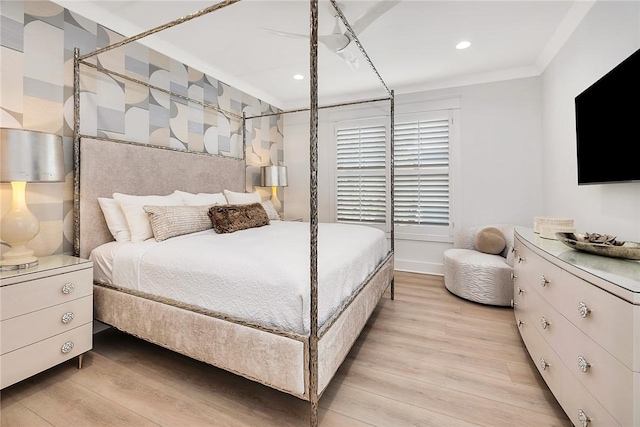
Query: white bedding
[[90, 221, 388, 334]]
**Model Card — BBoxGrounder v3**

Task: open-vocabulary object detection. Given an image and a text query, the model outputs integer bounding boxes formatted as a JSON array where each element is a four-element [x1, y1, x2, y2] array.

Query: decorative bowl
[[555, 232, 640, 260]]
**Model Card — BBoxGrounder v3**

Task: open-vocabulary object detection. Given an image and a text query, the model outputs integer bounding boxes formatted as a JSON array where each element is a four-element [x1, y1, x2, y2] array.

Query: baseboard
[[394, 259, 443, 276]]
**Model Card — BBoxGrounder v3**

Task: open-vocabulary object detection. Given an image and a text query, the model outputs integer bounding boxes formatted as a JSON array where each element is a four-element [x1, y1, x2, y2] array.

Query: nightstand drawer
[[0, 322, 92, 389], [1, 295, 93, 355], [1, 268, 92, 320]]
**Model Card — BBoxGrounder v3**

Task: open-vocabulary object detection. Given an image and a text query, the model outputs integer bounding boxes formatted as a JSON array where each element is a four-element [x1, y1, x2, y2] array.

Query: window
[[394, 111, 451, 228], [334, 109, 455, 240], [335, 119, 388, 224]]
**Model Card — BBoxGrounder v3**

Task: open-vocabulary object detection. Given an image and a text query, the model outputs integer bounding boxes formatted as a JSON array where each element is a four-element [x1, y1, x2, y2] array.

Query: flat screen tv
[[575, 47, 640, 185]]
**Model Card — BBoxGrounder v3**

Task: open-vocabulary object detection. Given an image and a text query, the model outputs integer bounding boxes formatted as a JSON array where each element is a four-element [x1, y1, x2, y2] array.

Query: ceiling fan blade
[[319, 33, 350, 52], [259, 27, 308, 40], [351, 0, 401, 35], [337, 50, 359, 71]]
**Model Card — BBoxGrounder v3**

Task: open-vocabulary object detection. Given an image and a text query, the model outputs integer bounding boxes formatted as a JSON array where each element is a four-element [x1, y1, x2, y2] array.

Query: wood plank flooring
[[1, 272, 571, 426]]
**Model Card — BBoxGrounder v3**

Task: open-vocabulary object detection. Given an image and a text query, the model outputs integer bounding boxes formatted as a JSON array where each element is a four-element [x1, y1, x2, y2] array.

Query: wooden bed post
[[309, 0, 319, 425]]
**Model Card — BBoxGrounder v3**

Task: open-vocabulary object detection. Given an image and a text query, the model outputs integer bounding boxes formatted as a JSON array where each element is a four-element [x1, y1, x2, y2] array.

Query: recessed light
[[456, 41, 471, 50], [293, 74, 304, 80]]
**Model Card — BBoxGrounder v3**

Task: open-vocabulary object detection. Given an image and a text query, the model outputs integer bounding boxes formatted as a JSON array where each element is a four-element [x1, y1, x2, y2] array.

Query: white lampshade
[[1, 128, 65, 183], [261, 165, 288, 187], [260, 165, 287, 213], [1, 128, 65, 270]]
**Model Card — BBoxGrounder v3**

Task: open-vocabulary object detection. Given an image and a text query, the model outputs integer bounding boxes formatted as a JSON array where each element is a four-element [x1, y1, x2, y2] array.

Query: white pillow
[[223, 189, 261, 205], [113, 192, 183, 242], [261, 200, 280, 220], [174, 190, 227, 206], [98, 197, 131, 242]]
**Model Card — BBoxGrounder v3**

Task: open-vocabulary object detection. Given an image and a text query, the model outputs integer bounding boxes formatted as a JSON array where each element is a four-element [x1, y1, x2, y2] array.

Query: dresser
[[513, 227, 640, 427], [1, 255, 93, 389]]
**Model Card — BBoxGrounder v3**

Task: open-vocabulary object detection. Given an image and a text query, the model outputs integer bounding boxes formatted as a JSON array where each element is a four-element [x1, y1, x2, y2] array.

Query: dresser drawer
[[563, 327, 634, 427], [0, 322, 92, 389], [516, 310, 565, 402], [561, 366, 621, 427], [520, 308, 622, 427], [514, 242, 562, 302], [557, 270, 635, 370], [525, 286, 634, 425], [520, 266, 633, 425], [1, 268, 92, 320], [1, 295, 93, 355]]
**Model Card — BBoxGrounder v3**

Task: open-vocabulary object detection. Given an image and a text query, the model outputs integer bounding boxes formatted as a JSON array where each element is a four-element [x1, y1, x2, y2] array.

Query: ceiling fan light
[[456, 41, 471, 50]]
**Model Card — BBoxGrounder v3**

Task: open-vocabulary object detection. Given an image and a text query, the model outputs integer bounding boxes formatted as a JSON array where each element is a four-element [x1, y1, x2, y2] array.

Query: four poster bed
[[72, 1, 395, 425]]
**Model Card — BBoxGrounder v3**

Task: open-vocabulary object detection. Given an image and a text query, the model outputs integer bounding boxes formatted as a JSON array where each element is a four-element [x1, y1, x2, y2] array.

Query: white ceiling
[[54, 0, 594, 110]]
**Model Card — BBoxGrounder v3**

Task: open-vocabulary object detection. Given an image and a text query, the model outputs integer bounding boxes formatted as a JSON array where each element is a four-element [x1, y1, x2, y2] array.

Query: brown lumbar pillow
[[208, 203, 270, 234], [474, 227, 506, 255]]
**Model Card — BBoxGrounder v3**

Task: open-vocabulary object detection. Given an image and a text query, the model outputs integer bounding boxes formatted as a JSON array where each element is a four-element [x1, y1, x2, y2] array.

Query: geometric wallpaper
[[0, 0, 284, 258]]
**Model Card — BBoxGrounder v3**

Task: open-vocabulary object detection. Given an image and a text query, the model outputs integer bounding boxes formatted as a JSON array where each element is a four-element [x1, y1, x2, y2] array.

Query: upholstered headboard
[[77, 138, 246, 259]]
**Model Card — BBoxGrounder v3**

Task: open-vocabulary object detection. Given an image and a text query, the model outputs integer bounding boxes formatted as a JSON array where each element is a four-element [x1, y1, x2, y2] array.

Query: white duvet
[[91, 221, 388, 335]]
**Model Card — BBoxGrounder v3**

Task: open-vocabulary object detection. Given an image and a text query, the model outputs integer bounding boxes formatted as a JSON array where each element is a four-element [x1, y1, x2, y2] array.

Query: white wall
[[541, 1, 640, 241], [283, 77, 544, 275]]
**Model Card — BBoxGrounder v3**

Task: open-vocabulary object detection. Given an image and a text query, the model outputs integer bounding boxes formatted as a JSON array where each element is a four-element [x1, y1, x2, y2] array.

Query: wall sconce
[[260, 165, 288, 212], [1, 128, 65, 270]]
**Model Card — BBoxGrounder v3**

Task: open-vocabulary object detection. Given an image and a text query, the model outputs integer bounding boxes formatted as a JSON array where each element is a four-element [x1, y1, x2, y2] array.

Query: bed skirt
[[93, 254, 394, 399]]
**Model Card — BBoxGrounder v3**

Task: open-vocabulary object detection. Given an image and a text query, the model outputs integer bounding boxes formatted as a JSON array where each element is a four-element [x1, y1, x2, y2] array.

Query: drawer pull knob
[[511, 247, 516, 254], [539, 357, 550, 371], [577, 409, 590, 427], [61, 341, 74, 354], [61, 312, 75, 324], [517, 286, 524, 295], [540, 316, 550, 329], [517, 255, 525, 263], [517, 318, 524, 327], [578, 301, 591, 318], [539, 275, 549, 287], [578, 355, 591, 373], [61, 283, 75, 294], [510, 272, 516, 280], [510, 299, 516, 308]]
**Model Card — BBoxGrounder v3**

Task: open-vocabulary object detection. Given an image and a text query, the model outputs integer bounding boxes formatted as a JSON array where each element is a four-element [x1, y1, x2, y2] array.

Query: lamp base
[[0, 245, 38, 270], [0, 257, 38, 271], [271, 186, 282, 212]]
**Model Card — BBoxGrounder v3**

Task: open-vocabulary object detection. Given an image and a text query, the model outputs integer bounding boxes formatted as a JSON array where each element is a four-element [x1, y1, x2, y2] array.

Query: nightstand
[[0, 254, 93, 389], [282, 217, 304, 222]]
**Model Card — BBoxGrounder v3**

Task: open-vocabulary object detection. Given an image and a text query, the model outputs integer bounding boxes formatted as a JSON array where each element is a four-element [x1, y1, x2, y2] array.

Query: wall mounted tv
[[575, 47, 640, 185]]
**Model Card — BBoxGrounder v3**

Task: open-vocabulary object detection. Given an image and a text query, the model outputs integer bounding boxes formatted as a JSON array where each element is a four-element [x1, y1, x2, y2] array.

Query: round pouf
[[443, 248, 513, 306]]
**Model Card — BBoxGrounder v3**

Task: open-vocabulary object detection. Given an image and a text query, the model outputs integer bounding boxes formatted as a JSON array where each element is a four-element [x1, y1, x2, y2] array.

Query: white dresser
[[513, 228, 640, 427], [0, 255, 93, 389]]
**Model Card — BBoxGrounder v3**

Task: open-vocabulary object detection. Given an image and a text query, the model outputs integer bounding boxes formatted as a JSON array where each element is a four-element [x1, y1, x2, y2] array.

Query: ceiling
[[53, 0, 593, 110]]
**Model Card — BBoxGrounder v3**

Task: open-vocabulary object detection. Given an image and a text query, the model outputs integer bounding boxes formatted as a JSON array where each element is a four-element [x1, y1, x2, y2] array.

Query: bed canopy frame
[[72, 1, 395, 425]]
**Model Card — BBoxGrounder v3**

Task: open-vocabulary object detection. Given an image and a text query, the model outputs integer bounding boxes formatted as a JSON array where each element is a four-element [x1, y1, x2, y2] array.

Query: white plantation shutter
[[394, 115, 450, 226], [334, 110, 453, 234], [336, 123, 387, 224]]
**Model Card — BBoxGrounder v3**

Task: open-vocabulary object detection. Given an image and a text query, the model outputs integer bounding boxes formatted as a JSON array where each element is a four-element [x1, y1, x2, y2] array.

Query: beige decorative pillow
[[261, 200, 280, 220], [208, 203, 269, 234], [144, 205, 214, 241], [475, 227, 506, 255]]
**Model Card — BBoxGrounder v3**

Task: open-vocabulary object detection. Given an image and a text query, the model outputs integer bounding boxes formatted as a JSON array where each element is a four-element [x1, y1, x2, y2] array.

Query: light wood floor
[[1, 272, 571, 426]]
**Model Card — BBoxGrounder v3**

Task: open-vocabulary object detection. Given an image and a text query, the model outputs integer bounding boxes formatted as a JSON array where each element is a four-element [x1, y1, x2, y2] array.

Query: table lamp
[[260, 165, 288, 212], [1, 128, 65, 269]]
